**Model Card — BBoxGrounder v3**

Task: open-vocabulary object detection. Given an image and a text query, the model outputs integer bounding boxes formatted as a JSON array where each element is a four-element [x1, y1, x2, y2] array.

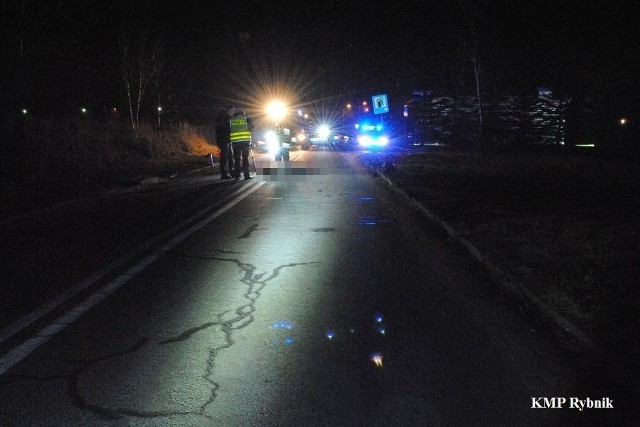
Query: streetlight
[[620, 118, 627, 125], [342, 103, 353, 127], [403, 104, 408, 144], [157, 106, 162, 131], [21, 109, 27, 115]]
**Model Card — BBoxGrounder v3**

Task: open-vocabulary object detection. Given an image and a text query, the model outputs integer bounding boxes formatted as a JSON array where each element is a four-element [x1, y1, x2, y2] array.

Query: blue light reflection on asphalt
[[321, 312, 387, 367], [357, 218, 394, 226], [271, 321, 293, 330], [270, 320, 294, 346]]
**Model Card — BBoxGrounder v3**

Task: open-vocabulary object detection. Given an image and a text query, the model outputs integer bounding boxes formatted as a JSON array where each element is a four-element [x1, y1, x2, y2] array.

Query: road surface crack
[[2, 253, 317, 422], [163, 253, 318, 415], [1, 255, 317, 422], [0, 338, 157, 421], [238, 223, 266, 239]]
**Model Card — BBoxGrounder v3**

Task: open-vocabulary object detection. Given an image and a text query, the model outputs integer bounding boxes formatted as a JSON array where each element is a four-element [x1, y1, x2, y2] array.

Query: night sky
[[1, 0, 638, 121]]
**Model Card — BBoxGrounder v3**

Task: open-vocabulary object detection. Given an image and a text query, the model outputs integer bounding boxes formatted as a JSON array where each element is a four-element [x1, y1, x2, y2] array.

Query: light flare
[[371, 353, 384, 367]]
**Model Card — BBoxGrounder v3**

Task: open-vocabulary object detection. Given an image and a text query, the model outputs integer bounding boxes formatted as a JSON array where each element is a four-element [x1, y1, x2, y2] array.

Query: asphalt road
[[0, 148, 632, 426]]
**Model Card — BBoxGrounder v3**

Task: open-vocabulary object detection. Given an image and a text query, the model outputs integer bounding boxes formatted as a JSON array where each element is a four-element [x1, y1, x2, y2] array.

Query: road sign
[[372, 94, 389, 114]]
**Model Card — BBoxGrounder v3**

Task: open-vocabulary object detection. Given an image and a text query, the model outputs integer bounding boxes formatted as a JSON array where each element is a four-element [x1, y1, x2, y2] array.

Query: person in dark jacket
[[215, 105, 236, 179]]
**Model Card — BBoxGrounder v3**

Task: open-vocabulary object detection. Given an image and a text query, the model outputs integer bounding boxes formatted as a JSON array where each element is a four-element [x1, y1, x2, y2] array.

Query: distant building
[[404, 89, 569, 147]]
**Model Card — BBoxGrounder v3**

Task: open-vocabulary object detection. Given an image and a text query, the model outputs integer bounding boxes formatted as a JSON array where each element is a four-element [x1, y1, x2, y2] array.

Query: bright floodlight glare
[[318, 125, 331, 139], [265, 130, 278, 144], [268, 140, 280, 155], [264, 130, 279, 155], [267, 101, 287, 122]]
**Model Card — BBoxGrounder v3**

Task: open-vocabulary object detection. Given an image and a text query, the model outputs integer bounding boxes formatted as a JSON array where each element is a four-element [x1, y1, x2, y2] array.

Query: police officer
[[230, 110, 254, 180]]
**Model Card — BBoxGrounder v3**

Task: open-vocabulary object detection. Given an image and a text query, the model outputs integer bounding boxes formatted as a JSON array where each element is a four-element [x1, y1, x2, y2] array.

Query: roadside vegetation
[[0, 118, 218, 217], [389, 149, 640, 362]]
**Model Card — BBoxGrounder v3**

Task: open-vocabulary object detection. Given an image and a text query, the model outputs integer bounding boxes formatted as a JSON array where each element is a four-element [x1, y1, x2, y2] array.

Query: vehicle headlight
[[377, 136, 389, 146], [317, 125, 331, 140], [358, 135, 372, 146]]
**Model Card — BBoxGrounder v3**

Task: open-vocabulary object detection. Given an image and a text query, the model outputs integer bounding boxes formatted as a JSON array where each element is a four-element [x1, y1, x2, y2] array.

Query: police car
[[355, 122, 389, 148]]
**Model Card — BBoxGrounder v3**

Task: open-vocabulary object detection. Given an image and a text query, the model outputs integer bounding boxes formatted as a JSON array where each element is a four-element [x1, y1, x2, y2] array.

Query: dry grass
[[177, 123, 220, 158], [0, 118, 219, 215], [391, 150, 640, 357]]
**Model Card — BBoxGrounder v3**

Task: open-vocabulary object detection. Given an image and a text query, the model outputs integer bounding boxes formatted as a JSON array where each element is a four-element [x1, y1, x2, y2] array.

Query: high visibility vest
[[230, 116, 252, 143]]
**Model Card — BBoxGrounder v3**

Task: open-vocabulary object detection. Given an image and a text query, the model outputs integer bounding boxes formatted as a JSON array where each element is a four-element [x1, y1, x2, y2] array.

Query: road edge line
[[0, 180, 261, 346]]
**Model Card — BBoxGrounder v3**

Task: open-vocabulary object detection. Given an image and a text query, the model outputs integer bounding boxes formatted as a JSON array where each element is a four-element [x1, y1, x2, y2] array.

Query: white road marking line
[[0, 180, 264, 376], [0, 180, 262, 346]]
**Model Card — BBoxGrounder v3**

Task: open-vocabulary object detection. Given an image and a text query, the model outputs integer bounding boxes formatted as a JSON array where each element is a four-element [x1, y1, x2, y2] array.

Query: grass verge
[[1, 119, 219, 217], [388, 149, 640, 362]]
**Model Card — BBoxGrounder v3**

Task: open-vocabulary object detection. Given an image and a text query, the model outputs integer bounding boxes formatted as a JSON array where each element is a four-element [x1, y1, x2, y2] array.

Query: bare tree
[[0, 0, 65, 114], [452, 0, 489, 149], [119, 28, 161, 136], [405, 0, 490, 149]]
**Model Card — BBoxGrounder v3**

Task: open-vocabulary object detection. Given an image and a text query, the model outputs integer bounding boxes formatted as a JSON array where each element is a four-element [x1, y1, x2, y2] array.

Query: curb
[[376, 171, 610, 360]]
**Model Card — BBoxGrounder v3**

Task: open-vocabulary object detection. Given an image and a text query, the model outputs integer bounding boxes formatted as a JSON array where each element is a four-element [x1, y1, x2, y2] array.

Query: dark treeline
[[1, 1, 638, 150]]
